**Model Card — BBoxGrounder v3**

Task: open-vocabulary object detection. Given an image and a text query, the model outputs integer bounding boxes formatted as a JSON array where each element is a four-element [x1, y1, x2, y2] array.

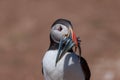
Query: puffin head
[[50, 19, 78, 65]]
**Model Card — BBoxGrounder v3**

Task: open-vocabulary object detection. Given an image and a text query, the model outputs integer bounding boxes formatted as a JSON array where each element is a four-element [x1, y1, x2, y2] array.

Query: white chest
[[42, 50, 85, 80]]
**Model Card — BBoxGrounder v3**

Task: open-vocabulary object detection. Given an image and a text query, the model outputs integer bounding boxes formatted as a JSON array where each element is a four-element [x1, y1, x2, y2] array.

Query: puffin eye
[[57, 26, 63, 31]]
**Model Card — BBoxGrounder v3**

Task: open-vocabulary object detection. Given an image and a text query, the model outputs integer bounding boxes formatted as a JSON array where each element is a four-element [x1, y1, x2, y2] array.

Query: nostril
[[58, 26, 62, 31]]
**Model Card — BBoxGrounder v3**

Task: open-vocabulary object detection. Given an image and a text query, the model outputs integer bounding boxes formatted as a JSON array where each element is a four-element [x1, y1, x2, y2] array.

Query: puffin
[[42, 19, 91, 80]]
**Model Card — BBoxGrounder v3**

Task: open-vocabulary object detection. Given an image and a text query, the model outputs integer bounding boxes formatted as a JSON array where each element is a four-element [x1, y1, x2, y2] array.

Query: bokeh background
[[0, 0, 120, 80]]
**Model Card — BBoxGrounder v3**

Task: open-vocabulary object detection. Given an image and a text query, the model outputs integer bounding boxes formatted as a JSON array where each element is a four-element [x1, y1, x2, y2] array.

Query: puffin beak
[[69, 27, 78, 49], [55, 27, 78, 66]]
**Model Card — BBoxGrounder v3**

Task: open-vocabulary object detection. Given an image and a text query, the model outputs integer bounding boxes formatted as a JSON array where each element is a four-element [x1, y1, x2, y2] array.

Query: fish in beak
[[55, 27, 78, 65]]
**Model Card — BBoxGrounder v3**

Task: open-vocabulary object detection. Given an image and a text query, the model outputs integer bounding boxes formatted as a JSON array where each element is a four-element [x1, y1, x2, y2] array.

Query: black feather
[[51, 19, 73, 29], [80, 57, 91, 80]]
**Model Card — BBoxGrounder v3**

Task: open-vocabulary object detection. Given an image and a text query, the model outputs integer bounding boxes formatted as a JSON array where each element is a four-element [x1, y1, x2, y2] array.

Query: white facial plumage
[[50, 24, 70, 43]]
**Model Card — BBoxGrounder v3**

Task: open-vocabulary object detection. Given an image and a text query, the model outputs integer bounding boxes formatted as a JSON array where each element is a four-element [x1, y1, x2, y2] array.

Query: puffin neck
[[48, 35, 59, 50]]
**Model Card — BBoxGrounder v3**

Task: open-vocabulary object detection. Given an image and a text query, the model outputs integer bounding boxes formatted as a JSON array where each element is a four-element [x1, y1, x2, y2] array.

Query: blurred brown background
[[0, 0, 120, 80]]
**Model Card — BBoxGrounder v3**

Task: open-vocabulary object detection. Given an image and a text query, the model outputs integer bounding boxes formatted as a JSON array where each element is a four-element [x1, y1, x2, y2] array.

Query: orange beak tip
[[72, 32, 78, 46], [70, 27, 78, 47]]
